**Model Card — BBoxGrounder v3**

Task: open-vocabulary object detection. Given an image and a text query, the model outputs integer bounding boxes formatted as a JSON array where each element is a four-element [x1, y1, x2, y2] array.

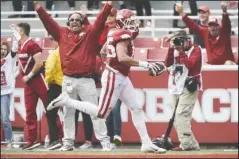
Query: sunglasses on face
[[209, 24, 218, 27], [69, 18, 81, 22]]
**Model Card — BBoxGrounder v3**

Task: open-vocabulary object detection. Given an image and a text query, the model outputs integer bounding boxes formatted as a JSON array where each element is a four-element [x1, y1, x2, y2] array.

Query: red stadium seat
[[1, 37, 13, 48], [231, 36, 238, 48], [160, 37, 170, 48], [33, 37, 43, 48], [147, 48, 168, 62], [133, 48, 148, 61], [134, 37, 161, 48], [43, 38, 55, 49], [42, 49, 51, 61]]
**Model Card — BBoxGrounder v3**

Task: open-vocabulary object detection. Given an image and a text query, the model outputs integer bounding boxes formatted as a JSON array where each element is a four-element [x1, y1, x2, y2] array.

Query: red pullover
[[35, 3, 112, 76], [183, 14, 234, 64]]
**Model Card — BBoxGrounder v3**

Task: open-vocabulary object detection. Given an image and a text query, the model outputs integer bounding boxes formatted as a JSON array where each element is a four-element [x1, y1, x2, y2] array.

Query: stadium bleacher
[[1, 36, 238, 63]]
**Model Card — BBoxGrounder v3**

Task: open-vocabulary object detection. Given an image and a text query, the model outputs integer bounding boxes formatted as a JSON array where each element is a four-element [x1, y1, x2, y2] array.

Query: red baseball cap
[[208, 17, 220, 26], [198, 6, 210, 13], [110, 8, 117, 16]]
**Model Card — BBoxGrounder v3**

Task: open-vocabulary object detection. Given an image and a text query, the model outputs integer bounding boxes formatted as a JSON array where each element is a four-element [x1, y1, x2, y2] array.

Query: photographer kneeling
[[164, 30, 202, 151]]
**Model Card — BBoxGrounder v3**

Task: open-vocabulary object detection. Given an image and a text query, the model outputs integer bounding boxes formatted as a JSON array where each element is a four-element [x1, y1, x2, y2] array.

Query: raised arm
[[34, 0, 61, 42], [81, 4, 90, 26], [83, 16, 90, 26], [164, 39, 175, 67], [92, 1, 112, 34], [165, 48, 174, 67], [221, 1, 231, 34], [175, 4, 204, 39], [11, 37, 18, 58]]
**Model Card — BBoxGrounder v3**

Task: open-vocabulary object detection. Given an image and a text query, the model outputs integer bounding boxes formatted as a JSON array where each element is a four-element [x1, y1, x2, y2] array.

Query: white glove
[[10, 24, 21, 41], [11, 38, 18, 52], [139, 60, 150, 69]]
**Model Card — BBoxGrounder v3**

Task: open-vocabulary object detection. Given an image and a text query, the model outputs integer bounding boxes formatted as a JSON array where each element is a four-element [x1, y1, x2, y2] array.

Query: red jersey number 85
[[106, 37, 117, 58]]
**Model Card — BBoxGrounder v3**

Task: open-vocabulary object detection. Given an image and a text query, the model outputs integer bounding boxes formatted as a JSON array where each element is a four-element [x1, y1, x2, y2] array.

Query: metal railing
[[1, 9, 238, 15], [1, 15, 238, 37]]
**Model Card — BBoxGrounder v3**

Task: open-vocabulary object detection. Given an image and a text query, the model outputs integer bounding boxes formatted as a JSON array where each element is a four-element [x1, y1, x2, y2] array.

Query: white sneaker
[[111, 143, 116, 150], [7, 143, 13, 148], [113, 135, 122, 146], [141, 142, 167, 154], [101, 140, 112, 151], [59, 143, 74, 151], [79, 142, 92, 149], [47, 92, 69, 111]]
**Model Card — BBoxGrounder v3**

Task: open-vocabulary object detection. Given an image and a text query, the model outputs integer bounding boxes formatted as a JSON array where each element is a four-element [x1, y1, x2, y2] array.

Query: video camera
[[173, 37, 184, 46]]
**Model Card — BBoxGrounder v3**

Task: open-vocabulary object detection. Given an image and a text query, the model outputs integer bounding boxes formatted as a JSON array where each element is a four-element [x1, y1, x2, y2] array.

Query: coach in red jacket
[[175, 1, 236, 65], [34, 0, 113, 151]]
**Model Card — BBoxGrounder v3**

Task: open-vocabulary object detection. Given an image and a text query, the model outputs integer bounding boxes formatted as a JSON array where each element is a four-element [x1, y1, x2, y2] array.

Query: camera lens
[[173, 38, 183, 45]]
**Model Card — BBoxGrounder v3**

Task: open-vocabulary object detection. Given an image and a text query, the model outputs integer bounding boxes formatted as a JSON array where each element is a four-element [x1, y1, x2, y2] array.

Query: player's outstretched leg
[[47, 92, 99, 117], [130, 108, 167, 154], [47, 92, 112, 151]]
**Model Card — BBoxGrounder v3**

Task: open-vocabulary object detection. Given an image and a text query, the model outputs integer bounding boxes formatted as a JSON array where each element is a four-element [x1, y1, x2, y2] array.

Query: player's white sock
[[67, 98, 99, 117], [131, 108, 151, 144]]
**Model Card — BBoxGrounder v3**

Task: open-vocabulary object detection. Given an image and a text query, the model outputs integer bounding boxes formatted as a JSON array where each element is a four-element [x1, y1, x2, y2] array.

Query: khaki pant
[[171, 88, 200, 150]]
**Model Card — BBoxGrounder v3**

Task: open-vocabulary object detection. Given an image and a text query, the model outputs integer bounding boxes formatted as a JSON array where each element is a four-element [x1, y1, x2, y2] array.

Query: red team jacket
[[35, 3, 112, 76], [183, 14, 234, 65]]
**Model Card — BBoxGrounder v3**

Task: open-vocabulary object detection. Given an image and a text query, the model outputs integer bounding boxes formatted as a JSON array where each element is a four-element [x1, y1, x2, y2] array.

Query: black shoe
[[47, 140, 62, 150], [23, 141, 41, 150]]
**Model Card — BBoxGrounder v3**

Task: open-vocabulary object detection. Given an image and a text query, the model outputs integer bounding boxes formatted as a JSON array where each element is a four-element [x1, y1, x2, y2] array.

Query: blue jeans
[[106, 99, 122, 142], [1, 94, 13, 143]]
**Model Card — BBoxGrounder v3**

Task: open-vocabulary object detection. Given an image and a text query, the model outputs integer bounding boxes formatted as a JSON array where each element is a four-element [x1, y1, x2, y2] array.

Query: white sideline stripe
[[223, 149, 238, 152], [131, 65, 238, 71]]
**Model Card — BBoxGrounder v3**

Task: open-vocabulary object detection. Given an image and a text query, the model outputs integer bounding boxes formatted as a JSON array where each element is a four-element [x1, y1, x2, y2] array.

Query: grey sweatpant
[[61, 75, 109, 146]]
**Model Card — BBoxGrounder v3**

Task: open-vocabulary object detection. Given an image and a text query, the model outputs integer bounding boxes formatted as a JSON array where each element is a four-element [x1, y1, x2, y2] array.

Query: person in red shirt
[[175, 1, 236, 65], [13, 23, 63, 150], [47, 9, 167, 154], [34, 0, 113, 151], [164, 30, 202, 151], [77, 7, 124, 149]]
